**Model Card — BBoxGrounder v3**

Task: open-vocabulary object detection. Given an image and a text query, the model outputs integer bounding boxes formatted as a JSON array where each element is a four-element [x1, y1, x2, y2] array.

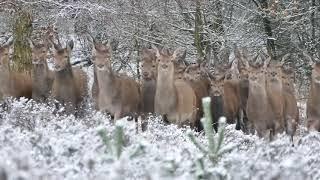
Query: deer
[[281, 63, 299, 144], [91, 40, 141, 122], [223, 57, 243, 130], [304, 52, 320, 132], [208, 66, 225, 132], [50, 40, 88, 116], [29, 39, 54, 102], [183, 62, 211, 131], [154, 47, 200, 130], [235, 47, 251, 133], [0, 40, 32, 100], [245, 57, 277, 139], [264, 57, 286, 135], [140, 48, 157, 114]]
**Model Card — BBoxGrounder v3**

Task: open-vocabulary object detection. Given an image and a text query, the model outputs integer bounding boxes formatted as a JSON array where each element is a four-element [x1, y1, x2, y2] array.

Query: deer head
[[184, 63, 202, 81], [209, 72, 225, 96], [244, 57, 269, 86], [304, 52, 320, 84], [154, 46, 181, 77], [141, 48, 157, 81], [91, 40, 112, 73], [29, 39, 49, 66], [52, 40, 74, 72], [281, 67, 295, 90]]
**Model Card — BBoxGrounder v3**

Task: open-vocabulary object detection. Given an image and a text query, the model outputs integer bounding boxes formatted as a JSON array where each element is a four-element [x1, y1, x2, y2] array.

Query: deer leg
[[162, 114, 169, 124], [290, 135, 294, 147], [242, 109, 249, 134], [141, 114, 148, 132], [235, 116, 241, 130]]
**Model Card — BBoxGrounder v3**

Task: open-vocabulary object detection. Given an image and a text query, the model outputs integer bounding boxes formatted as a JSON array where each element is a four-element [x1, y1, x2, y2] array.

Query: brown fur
[[51, 40, 88, 115], [217, 59, 242, 128], [281, 67, 299, 139], [140, 48, 157, 113], [246, 60, 275, 138], [183, 63, 210, 130], [0, 45, 32, 100], [29, 40, 54, 102], [223, 64, 241, 125], [306, 58, 320, 131], [209, 73, 225, 131], [236, 48, 250, 132], [265, 61, 285, 134], [91, 64, 100, 110], [92, 42, 140, 121], [154, 47, 199, 129]]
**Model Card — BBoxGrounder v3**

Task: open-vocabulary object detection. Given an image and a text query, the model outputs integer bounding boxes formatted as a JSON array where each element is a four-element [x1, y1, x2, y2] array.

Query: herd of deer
[[0, 33, 319, 142]]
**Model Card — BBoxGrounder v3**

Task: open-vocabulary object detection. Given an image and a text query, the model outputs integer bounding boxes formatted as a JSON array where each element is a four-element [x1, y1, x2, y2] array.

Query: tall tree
[[12, 8, 33, 72]]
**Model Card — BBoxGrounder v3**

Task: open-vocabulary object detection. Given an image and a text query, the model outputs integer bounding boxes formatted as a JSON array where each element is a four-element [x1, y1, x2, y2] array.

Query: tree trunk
[[12, 9, 33, 73], [259, 0, 276, 59], [194, 0, 204, 63], [210, 0, 225, 63], [311, 0, 316, 53]]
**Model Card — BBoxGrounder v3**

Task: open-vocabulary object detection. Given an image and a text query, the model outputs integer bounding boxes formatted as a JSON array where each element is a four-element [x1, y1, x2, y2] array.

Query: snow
[[0, 99, 319, 180]]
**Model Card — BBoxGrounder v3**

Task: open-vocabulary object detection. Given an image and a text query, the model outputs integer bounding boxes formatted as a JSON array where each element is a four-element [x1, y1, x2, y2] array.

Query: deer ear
[[303, 51, 315, 67], [66, 40, 74, 52], [151, 44, 160, 59], [141, 48, 150, 56], [263, 56, 271, 69], [2, 36, 13, 49], [234, 45, 242, 60], [174, 47, 186, 61], [280, 53, 290, 66], [172, 47, 184, 62]]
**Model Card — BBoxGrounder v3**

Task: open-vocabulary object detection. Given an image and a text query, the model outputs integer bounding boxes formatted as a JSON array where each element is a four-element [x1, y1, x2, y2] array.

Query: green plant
[[188, 97, 227, 164], [97, 121, 145, 161]]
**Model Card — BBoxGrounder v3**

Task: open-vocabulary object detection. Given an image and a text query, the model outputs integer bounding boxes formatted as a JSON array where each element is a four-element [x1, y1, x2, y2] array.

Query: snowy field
[[0, 98, 320, 180]]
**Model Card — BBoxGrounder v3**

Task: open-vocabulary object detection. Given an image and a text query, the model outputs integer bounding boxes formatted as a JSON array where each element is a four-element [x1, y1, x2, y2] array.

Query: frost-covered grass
[[0, 99, 320, 180]]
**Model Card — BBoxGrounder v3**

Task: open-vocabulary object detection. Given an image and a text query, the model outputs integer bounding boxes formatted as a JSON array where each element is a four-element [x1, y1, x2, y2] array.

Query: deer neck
[[156, 67, 176, 97], [310, 80, 320, 104], [54, 63, 74, 84], [0, 67, 10, 94], [155, 67, 177, 114], [96, 66, 117, 95], [33, 63, 49, 80], [248, 81, 269, 110]]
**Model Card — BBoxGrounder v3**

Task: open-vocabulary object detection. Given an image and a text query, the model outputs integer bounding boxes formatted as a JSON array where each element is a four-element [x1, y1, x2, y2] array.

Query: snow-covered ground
[[0, 98, 319, 180]]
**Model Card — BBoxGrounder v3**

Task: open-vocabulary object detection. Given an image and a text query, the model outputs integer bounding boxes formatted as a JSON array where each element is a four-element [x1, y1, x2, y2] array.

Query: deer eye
[[152, 65, 156, 68], [141, 64, 144, 68]]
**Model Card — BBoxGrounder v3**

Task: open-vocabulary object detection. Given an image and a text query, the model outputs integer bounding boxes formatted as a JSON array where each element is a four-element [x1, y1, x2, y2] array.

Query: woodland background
[[0, 0, 319, 94]]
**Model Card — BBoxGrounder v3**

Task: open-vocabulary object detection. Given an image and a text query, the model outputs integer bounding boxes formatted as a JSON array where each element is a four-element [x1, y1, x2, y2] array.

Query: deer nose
[[251, 76, 257, 81], [33, 59, 40, 64], [161, 64, 168, 69], [54, 65, 61, 70], [97, 64, 104, 69], [143, 72, 149, 77]]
